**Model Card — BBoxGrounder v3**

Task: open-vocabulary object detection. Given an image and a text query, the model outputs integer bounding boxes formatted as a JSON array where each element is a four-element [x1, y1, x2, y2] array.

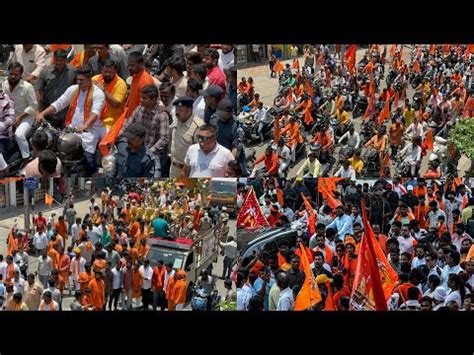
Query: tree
[[449, 119, 474, 175]]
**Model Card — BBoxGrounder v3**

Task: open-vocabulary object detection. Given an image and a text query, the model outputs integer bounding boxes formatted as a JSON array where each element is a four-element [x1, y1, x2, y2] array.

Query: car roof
[[240, 227, 296, 255]]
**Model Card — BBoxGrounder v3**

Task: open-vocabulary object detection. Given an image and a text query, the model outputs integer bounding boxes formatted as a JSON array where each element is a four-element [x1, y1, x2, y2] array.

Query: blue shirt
[[152, 218, 169, 238], [0, 282, 5, 306], [325, 214, 354, 241], [253, 277, 276, 311]]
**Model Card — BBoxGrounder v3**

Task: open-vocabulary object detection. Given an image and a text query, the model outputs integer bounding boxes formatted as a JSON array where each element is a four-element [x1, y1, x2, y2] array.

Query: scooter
[[191, 287, 221, 311]]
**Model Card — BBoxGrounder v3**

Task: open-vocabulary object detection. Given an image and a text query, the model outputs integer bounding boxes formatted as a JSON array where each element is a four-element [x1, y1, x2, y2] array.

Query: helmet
[[56, 132, 82, 160]]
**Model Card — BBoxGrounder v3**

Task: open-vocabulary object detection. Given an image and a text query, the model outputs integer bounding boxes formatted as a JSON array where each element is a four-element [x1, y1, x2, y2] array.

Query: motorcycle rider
[[337, 125, 360, 155], [405, 116, 426, 141], [253, 145, 279, 177], [364, 128, 387, 167], [36, 65, 105, 176], [280, 116, 303, 166], [312, 124, 332, 164], [397, 136, 423, 177], [276, 137, 291, 178], [296, 151, 322, 178], [253, 102, 268, 145]]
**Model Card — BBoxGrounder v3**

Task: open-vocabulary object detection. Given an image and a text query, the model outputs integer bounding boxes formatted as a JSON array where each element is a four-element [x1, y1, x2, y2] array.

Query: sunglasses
[[197, 135, 214, 142]]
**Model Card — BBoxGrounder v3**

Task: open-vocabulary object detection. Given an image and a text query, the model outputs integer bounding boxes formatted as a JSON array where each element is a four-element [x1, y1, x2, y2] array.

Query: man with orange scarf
[[36, 65, 106, 176], [170, 269, 187, 311], [92, 59, 127, 131]]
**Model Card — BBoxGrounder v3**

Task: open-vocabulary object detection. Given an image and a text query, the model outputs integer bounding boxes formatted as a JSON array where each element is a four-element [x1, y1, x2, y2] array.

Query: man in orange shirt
[[171, 269, 187, 311], [56, 247, 70, 294], [389, 119, 404, 159], [78, 263, 94, 293], [88, 271, 105, 311], [281, 116, 303, 164], [129, 218, 141, 243], [137, 238, 150, 261], [253, 146, 279, 177], [372, 224, 388, 255], [152, 260, 167, 311], [55, 216, 68, 248]]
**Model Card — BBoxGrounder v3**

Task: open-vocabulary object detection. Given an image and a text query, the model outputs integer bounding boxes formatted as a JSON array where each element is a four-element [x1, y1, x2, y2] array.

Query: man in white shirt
[[36, 66, 106, 176], [139, 259, 154, 310], [71, 218, 81, 247], [183, 125, 234, 177], [219, 236, 237, 279], [397, 136, 422, 176], [276, 272, 294, 311], [186, 78, 206, 121], [440, 250, 464, 288], [33, 229, 48, 256], [411, 245, 427, 269], [11, 45, 47, 84], [12, 271, 25, 296], [218, 45, 235, 71], [276, 138, 291, 177], [14, 246, 29, 279], [109, 261, 123, 311], [334, 159, 356, 181], [37, 250, 52, 288], [0, 255, 7, 280], [253, 102, 268, 145], [397, 224, 417, 255], [2, 62, 38, 160], [69, 248, 86, 292]]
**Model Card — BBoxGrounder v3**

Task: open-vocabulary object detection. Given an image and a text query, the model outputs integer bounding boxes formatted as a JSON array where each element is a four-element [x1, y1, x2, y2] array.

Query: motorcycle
[[238, 106, 274, 145], [352, 96, 368, 118], [191, 287, 221, 311], [361, 146, 380, 177], [386, 69, 397, 87], [412, 91, 423, 111]]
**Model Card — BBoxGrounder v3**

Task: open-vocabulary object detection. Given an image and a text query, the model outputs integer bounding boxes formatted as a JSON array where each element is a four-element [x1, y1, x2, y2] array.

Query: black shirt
[[287, 268, 305, 296]]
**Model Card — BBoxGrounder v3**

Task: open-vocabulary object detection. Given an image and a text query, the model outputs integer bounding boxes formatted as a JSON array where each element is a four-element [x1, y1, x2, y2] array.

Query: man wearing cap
[[209, 97, 239, 156], [111, 123, 159, 178], [169, 96, 204, 177], [201, 85, 224, 124], [119, 85, 170, 173], [183, 124, 234, 177], [70, 248, 86, 292]]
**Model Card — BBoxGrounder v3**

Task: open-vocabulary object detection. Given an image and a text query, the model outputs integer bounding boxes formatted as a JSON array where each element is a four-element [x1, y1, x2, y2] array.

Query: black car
[[239, 227, 298, 267]]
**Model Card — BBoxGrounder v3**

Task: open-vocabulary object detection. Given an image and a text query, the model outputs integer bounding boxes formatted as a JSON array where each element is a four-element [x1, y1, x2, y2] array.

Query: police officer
[[169, 96, 203, 177], [111, 123, 159, 178]]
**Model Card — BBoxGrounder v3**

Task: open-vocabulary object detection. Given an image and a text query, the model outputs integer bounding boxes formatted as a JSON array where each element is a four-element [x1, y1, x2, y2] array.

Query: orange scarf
[[65, 84, 94, 127], [40, 301, 56, 311]]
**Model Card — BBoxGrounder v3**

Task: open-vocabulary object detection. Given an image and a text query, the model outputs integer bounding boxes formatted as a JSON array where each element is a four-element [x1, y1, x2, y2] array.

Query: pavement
[[0, 195, 236, 311], [239, 45, 472, 178]]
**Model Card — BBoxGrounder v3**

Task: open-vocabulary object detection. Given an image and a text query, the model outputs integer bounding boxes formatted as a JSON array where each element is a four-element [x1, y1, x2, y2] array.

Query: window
[[184, 252, 194, 272]]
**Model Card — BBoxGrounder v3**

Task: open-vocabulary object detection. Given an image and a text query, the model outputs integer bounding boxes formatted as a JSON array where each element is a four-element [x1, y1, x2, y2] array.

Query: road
[[0, 196, 236, 311], [239, 44, 472, 178]]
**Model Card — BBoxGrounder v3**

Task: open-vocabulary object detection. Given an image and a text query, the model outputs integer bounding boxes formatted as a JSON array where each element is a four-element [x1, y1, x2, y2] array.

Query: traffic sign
[[24, 178, 39, 190]]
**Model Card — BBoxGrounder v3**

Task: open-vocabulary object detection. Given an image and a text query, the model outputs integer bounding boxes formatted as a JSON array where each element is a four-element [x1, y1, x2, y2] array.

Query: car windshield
[[147, 248, 185, 269], [209, 180, 236, 194]]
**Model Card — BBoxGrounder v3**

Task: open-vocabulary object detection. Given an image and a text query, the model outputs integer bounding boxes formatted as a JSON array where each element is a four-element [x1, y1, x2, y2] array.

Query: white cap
[[407, 185, 414, 191], [433, 286, 447, 302]]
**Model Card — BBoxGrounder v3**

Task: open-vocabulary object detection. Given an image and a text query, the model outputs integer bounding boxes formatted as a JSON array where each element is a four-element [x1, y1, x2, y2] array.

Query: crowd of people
[[238, 44, 473, 179], [236, 176, 474, 311], [0, 179, 236, 310], [0, 44, 240, 178]]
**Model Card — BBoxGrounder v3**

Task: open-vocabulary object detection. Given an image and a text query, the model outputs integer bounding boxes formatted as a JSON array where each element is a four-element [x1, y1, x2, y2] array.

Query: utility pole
[[24, 187, 30, 231]]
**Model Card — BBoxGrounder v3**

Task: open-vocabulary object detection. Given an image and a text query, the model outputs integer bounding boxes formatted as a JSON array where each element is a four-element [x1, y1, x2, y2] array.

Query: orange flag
[[425, 128, 434, 150], [276, 188, 284, 207], [413, 60, 420, 73], [301, 193, 316, 235], [467, 245, 474, 262], [7, 229, 17, 256], [351, 200, 398, 310], [443, 44, 451, 54], [429, 44, 436, 55], [45, 193, 53, 207], [292, 58, 300, 70], [273, 59, 284, 73], [389, 44, 397, 57], [378, 93, 391, 126], [379, 153, 391, 177], [287, 88, 294, 104], [294, 243, 322, 310], [319, 186, 342, 210], [304, 79, 314, 97], [99, 108, 128, 156], [363, 91, 375, 119], [324, 280, 336, 311], [344, 45, 357, 73], [318, 177, 344, 193], [304, 108, 313, 126], [236, 187, 268, 228]]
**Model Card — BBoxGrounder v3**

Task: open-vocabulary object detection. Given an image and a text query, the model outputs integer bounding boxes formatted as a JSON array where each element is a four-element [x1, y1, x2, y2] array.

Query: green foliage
[[217, 301, 237, 311], [449, 119, 474, 159]]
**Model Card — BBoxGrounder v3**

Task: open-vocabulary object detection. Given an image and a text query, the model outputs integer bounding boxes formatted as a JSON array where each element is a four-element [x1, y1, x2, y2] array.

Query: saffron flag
[[45, 193, 54, 207], [467, 245, 474, 262], [99, 108, 128, 156], [236, 187, 269, 228], [7, 229, 17, 256], [363, 90, 375, 119], [304, 79, 315, 97], [379, 153, 391, 177], [301, 193, 316, 235], [425, 128, 434, 150], [304, 107, 313, 126], [273, 59, 284, 73], [389, 44, 397, 57], [413, 60, 420, 73], [344, 45, 357, 73], [292, 58, 300, 70], [378, 93, 391, 126], [350, 199, 398, 311], [319, 186, 342, 210], [324, 280, 336, 311], [294, 243, 322, 310], [274, 114, 280, 143]]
